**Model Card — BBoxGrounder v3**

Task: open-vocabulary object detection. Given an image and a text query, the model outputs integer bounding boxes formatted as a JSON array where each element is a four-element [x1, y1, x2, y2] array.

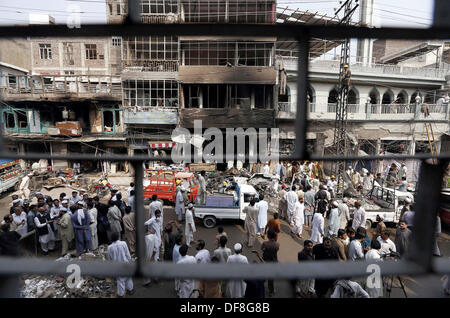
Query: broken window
[[123, 36, 178, 69], [16, 111, 28, 128], [141, 0, 178, 14], [3, 112, 15, 129], [103, 110, 114, 132], [112, 37, 121, 46], [39, 43, 52, 60], [182, 41, 273, 66], [85, 44, 98, 60], [182, 0, 275, 24], [123, 79, 178, 107]]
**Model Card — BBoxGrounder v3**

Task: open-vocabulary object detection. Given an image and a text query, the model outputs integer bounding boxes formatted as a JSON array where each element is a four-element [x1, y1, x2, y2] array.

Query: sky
[[0, 0, 435, 27]]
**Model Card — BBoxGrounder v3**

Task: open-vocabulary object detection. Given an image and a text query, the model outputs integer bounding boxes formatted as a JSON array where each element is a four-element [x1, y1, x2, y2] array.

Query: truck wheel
[[365, 220, 373, 229], [203, 216, 216, 229]]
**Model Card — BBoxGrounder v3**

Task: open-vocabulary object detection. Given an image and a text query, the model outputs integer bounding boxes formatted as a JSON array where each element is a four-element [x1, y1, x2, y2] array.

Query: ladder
[[424, 123, 439, 162]]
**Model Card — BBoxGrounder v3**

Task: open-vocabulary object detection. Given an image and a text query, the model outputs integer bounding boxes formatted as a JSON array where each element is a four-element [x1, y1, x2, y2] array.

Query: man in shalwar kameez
[[226, 243, 248, 298], [256, 194, 268, 238], [197, 171, 207, 205], [176, 244, 197, 298], [185, 203, 196, 245], [70, 205, 92, 256], [175, 187, 186, 222], [144, 210, 162, 261], [123, 206, 136, 254], [108, 232, 134, 297], [284, 186, 298, 223], [291, 195, 305, 238]]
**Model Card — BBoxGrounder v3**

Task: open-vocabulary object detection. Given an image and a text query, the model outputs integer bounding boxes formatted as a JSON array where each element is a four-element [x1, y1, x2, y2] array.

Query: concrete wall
[[0, 38, 31, 71]]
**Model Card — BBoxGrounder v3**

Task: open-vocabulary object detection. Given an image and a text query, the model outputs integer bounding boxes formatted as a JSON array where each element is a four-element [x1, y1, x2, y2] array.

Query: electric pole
[[333, 0, 359, 197]]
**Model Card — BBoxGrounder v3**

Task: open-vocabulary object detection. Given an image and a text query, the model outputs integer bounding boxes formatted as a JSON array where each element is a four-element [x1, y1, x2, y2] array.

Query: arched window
[[369, 88, 379, 104], [424, 91, 435, 104], [307, 85, 315, 103], [396, 90, 408, 104], [328, 87, 338, 104], [410, 91, 422, 104], [348, 87, 359, 104], [382, 89, 394, 104]]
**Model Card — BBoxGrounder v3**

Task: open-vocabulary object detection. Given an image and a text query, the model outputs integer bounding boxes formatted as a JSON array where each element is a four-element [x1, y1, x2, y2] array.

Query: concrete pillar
[[315, 133, 326, 156], [409, 138, 416, 155], [127, 147, 135, 175]]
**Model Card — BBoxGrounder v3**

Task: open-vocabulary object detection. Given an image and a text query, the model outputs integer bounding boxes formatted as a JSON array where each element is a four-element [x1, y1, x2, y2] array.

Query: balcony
[[141, 13, 179, 24], [278, 56, 446, 80], [122, 60, 179, 72], [279, 102, 448, 121], [0, 75, 122, 101]]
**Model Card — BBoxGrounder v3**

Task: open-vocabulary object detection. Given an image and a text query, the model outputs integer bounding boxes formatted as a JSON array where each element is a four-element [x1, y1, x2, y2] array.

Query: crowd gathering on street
[[0, 160, 449, 298]]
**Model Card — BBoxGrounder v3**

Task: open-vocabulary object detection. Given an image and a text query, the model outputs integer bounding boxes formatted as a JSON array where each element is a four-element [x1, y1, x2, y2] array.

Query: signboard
[[123, 111, 178, 125]]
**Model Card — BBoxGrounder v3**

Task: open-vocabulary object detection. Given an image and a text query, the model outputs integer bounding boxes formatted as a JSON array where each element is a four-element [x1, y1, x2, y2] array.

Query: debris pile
[[22, 245, 116, 298]]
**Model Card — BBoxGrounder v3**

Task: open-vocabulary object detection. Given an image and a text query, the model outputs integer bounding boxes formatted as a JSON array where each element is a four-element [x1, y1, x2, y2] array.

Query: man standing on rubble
[[19, 173, 32, 200], [278, 184, 288, 221], [256, 194, 268, 239], [108, 232, 134, 298], [284, 185, 298, 223], [244, 199, 259, 248], [338, 198, 350, 229], [197, 171, 207, 205]]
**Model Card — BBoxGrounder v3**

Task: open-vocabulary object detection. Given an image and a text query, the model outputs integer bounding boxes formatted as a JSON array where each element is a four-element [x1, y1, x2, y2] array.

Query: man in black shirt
[[93, 196, 109, 245], [313, 237, 339, 298], [0, 223, 21, 256], [261, 229, 280, 296]]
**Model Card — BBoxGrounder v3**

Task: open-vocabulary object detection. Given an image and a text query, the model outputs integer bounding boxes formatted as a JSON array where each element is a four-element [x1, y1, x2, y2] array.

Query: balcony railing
[[369, 103, 447, 114], [122, 60, 179, 72], [278, 56, 447, 79], [141, 13, 179, 24], [326, 103, 359, 113], [0, 75, 122, 99]]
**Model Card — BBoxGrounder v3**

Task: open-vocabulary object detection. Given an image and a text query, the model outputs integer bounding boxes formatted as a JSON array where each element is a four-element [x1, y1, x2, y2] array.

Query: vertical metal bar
[[133, 160, 145, 277], [406, 159, 446, 270], [294, 33, 310, 159], [0, 276, 19, 298]]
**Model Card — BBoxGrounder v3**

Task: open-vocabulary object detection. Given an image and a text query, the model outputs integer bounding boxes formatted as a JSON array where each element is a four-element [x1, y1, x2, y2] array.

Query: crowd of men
[[1, 161, 449, 298]]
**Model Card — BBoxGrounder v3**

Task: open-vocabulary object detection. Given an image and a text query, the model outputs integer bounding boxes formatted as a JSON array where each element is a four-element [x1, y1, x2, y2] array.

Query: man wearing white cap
[[19, 173, 32, 200], [175, 187, 186, 222], [338, 198, 350, 229], [291, 194, 305, 238], [226, 243, 248, 298], [184, 203, 196, 245], [326, 201, 340, 237], [69, 191, 82, 207]]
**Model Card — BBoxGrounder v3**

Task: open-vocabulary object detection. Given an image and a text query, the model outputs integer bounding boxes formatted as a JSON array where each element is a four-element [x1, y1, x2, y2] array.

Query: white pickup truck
[[194, 183, 258, 228], [358, 184, 415, 228]]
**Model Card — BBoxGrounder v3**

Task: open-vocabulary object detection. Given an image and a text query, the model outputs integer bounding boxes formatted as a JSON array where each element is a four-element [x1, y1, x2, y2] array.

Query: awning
[[148, 141, 176, 149]]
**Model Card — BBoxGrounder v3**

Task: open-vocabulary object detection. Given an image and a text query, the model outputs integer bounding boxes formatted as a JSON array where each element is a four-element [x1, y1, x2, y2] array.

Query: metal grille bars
[[0, 0, 450, 298]]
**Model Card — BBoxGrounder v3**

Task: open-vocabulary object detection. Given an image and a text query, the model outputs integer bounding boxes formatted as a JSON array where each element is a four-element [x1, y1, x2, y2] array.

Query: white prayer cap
[[12, 199, 21, 204], [377, 214, 384, 221], [64, 197, 70, 200], [405, 198, 412, 204], [234, 243, 242, 251], [80, 189, 87, 192], [343, 198, 348, 203], [188, 203, 193, 208], [180, 187, 186, 192], [62, 200, 68, 204], [72, 190, 78, 193], [332, 201, 339, 207]]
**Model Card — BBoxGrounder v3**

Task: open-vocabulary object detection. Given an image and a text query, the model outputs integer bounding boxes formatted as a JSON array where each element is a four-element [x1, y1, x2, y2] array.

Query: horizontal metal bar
[[0, 24, 450, 40], [0, 150, 448, 162], [432, 257, 450, 275], [0, 256, 440, 280]]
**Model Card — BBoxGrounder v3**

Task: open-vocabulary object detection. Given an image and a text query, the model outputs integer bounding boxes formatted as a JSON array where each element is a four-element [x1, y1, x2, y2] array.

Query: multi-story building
[[115, 0, 279, 168], [0, 17, 126, 172]]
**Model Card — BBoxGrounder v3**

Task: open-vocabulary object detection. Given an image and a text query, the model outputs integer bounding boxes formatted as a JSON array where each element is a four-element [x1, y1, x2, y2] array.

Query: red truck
[[143, 170, 199, 203]]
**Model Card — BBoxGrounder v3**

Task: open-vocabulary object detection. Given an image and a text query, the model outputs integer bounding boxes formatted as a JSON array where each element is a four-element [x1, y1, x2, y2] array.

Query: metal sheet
[[123, 111, 178, 125]]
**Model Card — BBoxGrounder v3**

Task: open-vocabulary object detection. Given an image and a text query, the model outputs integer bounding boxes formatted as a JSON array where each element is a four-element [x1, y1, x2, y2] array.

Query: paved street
[[1, 186, 449, 298]]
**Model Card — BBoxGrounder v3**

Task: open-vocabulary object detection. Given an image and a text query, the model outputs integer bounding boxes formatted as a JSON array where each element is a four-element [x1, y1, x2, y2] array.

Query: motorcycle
[[90, 175, 113, 197]]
